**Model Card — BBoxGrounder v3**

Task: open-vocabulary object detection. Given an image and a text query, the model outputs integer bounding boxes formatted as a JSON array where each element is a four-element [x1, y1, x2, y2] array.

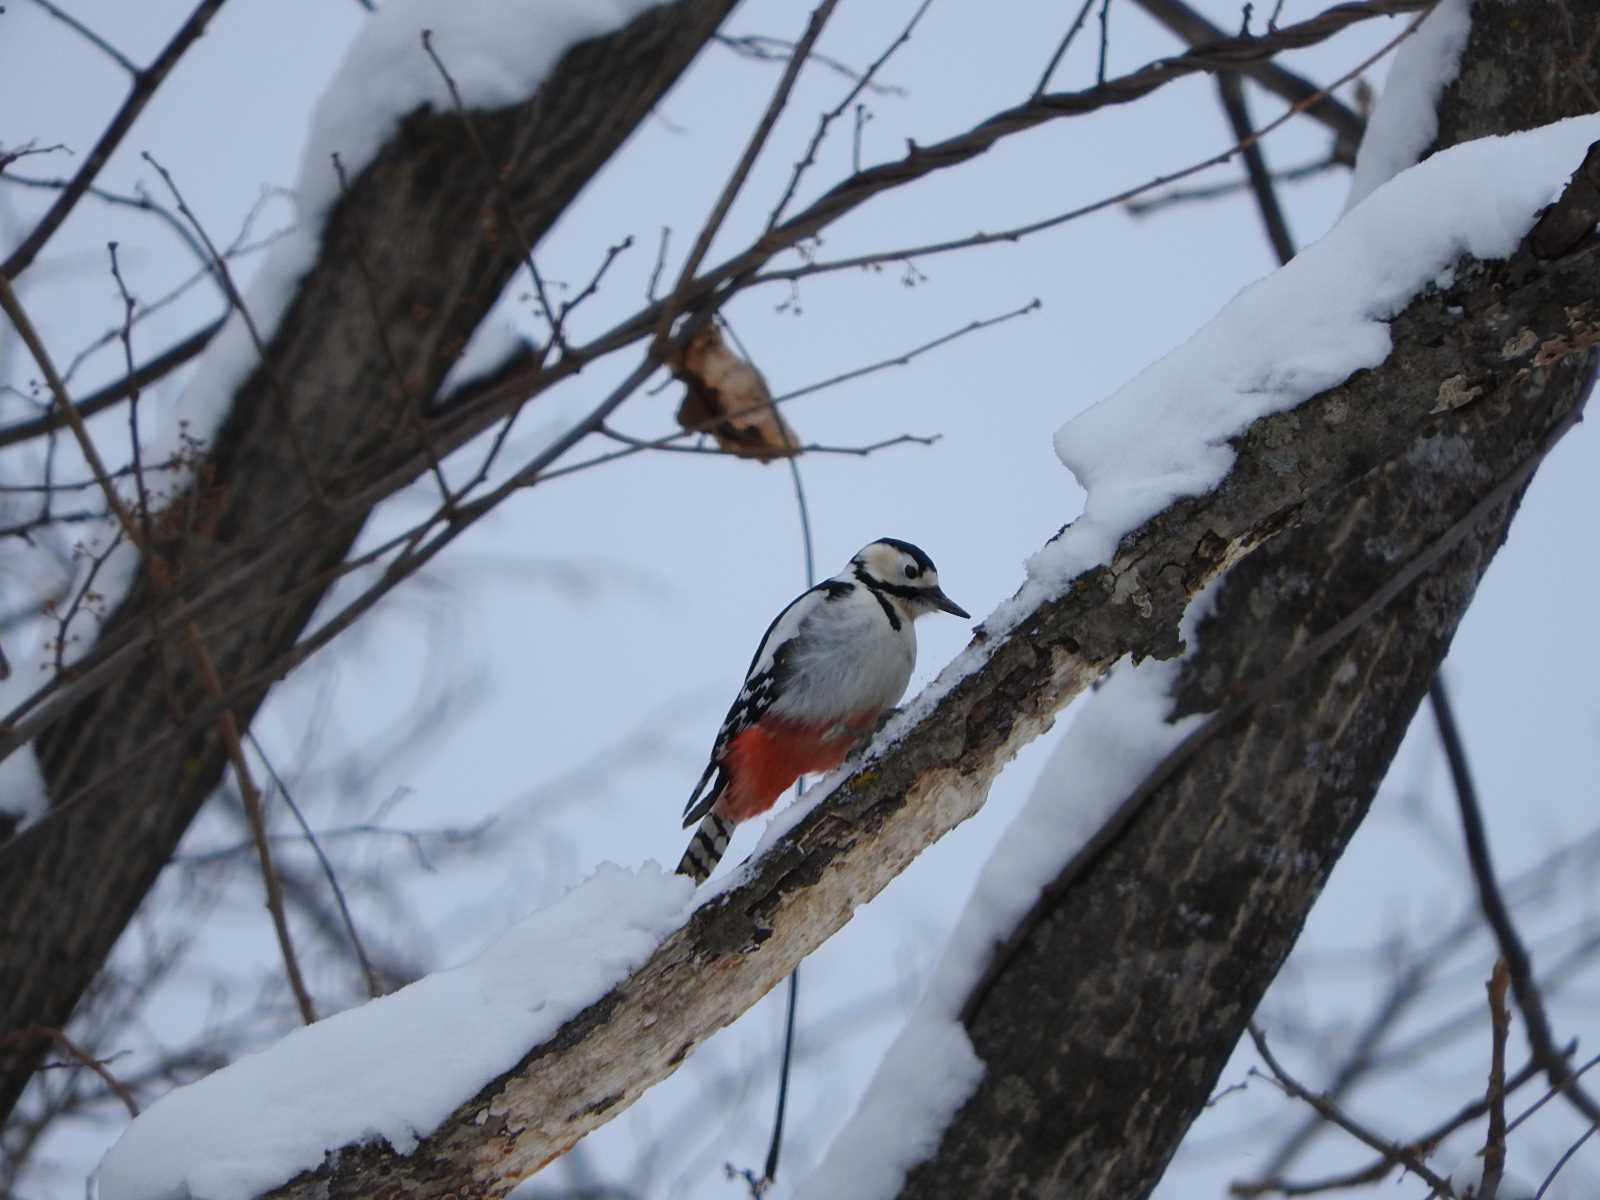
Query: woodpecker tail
[[676, 812, 735, 884]]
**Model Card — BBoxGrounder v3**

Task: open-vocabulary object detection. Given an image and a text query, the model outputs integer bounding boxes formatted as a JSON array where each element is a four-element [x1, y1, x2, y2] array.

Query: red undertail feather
[[713, 713, 878, 823]]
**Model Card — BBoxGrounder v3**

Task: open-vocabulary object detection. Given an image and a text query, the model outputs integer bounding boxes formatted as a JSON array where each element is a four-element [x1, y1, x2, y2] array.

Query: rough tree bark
[[898, 3, 1600, 1197], [0, 0, 737, 1121]]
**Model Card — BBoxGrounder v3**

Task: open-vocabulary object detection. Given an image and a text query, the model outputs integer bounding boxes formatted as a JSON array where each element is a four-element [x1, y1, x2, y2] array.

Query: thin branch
[[714, 33, 909, 96], [0, 1026, 138, 1117], [765, 0, 934, 230], [1123, 152, 1338, 216], [1247, 1025, 1458, 1198], [187, 627, 318, 1025], [248, 731, 384, 999], [1431, 676, 1600, 1126], [1535, 1123, 1598, 1200], [1033, 0, 1097, 97], [1479, 960, 1511, 1200], [1232, 1054, 1547, 1197], [1216, 72, 1297, 265], [1096, 0, 1114, 85], [772, 298, 1040, 405], [661, 0, 842, 338], [3, 0, 229, 279], [647, 226, 672, 301], [3, 260, 317, 1025], [28, 0, 137, 74], [559, 235, 635, 326], [1508, 1050, 1600, 1135], [597, 427, 940, 458], [0, 274, 142, 539]]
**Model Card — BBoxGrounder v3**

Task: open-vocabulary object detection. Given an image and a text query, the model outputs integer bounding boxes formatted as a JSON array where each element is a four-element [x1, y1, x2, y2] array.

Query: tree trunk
[[0, 0, 736, 1122], [897, 3, 1600, 1196]]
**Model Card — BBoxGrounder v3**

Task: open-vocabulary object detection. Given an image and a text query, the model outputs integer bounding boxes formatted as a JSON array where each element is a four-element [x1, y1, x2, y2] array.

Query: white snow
[[794, 113, 1600, 1199], [97, 863, 695, 1200], [1344, 0, 1473, 211], [795, 632, 1208, 1200]]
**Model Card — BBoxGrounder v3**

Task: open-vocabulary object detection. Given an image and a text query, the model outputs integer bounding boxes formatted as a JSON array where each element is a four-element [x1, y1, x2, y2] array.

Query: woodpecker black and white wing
[[681, 579, 855, 827]]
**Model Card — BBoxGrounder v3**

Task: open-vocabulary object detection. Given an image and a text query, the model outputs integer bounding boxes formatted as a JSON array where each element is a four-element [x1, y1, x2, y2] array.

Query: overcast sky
[[2, 1, 1596, 1196]]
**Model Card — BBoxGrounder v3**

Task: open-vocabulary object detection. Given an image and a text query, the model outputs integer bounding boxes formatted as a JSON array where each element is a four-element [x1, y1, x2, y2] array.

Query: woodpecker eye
[[904, 564, 921, 580]]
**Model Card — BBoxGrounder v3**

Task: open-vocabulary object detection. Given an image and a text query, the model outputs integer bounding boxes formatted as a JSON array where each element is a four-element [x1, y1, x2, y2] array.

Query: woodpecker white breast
[[676, 538, 968, 883]]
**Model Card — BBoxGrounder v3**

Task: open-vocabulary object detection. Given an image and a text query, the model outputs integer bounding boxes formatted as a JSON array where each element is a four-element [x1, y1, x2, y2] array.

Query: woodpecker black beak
[[930, 589, 971, 619]]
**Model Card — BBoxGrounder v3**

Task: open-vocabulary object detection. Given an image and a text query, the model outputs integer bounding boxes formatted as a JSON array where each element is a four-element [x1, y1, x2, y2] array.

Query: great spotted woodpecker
[[676, 538, 968, 883]]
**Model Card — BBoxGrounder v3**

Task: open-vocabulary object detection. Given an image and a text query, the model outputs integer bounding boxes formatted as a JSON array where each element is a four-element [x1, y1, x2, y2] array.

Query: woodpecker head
[[851, 538, 970, 620]]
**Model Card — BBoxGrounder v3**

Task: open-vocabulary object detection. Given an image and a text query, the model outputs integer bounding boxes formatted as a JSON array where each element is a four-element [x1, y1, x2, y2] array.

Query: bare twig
[[1535, 1123, 1598, 1200], [0, 275, 142, 539], [597, 427, 940, 458], [647, 226, 672, 301], [1123, 153, 1338, 216], [714, 33, 909, 96], [1248, 1025, 1458, 1198], [1097, 0, 1114, 85], [0, 1026, 138, 1117], [1232, 1054, 1547, 1197], [560, 236, 635, 326], [187, 626, 318, 1025], [2, 266, 317, 1024], [3, 0, 229, 279], [248, 731, 384, 1000], [765, 0, 933, 230], [1479, 960, 1512, 1200], [661, 0, 841, 342], [1216, 73, 1297, 265], [28, 0, 138, 74], [1432, 676, 1600, 1126], [1034, 0, 1097, 97]]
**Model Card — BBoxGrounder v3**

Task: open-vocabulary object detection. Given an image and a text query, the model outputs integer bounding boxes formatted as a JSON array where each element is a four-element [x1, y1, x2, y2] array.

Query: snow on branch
[[98, 117, 1600, 1200]]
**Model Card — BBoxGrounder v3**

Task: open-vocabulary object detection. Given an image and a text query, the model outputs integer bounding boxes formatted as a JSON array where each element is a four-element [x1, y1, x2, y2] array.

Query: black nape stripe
[[854, 567, 902, 631]]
